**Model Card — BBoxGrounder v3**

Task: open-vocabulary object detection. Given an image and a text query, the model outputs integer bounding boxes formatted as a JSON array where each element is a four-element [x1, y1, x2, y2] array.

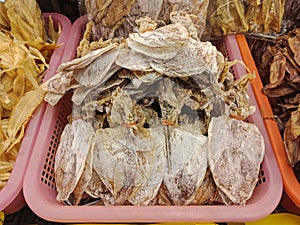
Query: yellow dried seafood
[[207, 0, 248, 37], [0, 0, 60, 189], [206, 0, 285, 37], [0, 3, 9, 29], [245, 0, 285, 33]]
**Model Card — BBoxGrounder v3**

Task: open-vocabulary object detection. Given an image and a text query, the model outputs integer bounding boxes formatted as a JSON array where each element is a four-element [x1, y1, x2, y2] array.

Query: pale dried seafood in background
[[84, 0, 209, 40], [244, 0, 285, 33]]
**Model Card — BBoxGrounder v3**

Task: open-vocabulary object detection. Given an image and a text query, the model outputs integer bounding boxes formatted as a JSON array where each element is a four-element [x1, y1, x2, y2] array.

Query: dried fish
[[288, 28, 300, 66]]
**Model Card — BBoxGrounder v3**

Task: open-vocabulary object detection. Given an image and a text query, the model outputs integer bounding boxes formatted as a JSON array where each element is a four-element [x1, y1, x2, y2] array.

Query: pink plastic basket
[[0, 13, 71, 214], [23, 16, 283, 223]]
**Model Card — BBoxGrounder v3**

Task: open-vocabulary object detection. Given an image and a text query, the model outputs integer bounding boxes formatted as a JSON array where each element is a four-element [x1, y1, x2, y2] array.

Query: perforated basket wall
[[0, 13, 71, 215], [23, 16, 282, 223]]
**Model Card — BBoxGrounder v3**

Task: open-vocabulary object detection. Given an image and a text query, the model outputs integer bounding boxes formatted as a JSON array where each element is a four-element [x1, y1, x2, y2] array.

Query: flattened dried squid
[[207, 116, 265, 205], [55, 119, 96, 203]]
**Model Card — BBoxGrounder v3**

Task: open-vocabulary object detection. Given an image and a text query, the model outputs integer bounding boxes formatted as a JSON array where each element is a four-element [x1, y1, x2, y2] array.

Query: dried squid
[[93, 125, 166, 205], [207, 116, 265, 205], [55, 119, 96, 203], [163, 124, 208, 205], [45, 12, 265, 206]]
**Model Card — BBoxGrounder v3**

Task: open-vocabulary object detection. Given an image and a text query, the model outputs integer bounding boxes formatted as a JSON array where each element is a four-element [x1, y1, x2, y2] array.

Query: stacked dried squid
[[43, 10, 265, 206]]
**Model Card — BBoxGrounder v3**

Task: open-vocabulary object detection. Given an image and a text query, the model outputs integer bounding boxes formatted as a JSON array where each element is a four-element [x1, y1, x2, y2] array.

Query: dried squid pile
[[0, 0, 60, 189], [44, 11, 265, 206], [250, 28, 300, 179]]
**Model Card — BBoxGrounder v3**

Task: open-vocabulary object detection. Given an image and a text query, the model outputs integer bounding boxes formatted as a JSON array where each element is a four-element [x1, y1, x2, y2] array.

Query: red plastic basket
[[23, 16, 283, 223], [235, 34, 300, 209], [0, 13, 71, 214]]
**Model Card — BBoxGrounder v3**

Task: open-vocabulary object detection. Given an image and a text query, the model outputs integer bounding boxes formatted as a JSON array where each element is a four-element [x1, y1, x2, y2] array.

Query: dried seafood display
[[84, 0, 209, 41], [206, 0, 285, 37], [43, 10, 265, 206], [250, 28, 300, 176], [0, 0, 60, 189]]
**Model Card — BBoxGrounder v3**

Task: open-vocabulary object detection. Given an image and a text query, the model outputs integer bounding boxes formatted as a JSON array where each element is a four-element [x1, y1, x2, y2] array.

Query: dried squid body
[[163, 124, 208, 205], [93, 125, 166, 205], [126, 21, 223, 77], [127, 23, 189, 60], [55, 119, 96, 203], [43, 43, 120, 106], [207, 116, 265, 205]]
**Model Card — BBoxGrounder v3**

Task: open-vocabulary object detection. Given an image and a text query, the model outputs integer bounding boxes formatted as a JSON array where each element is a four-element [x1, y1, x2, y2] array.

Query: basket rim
[[235, 34, 300, 208]]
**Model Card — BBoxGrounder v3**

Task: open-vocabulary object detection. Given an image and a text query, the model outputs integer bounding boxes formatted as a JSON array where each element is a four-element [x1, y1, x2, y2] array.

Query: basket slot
[[41, 92, 73, 190]]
